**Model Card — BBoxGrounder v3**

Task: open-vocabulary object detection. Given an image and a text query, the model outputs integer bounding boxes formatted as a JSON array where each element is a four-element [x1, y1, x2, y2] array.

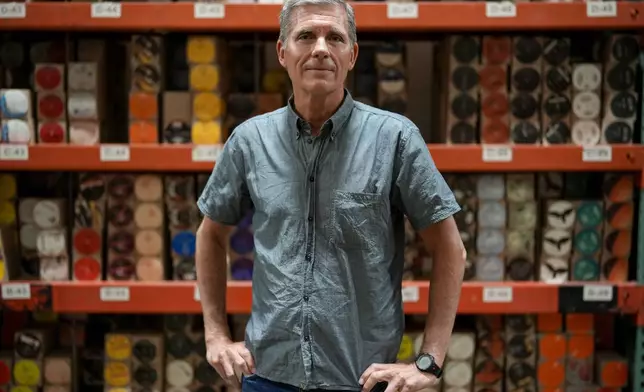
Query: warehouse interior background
[[0, 1, 643, 392]]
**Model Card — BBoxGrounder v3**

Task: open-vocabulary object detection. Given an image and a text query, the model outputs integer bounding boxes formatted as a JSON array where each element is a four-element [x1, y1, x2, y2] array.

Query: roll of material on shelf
[[166, 360, 194, 388], [546, 201, 575, 230], [136, 257, 164, 281], [34, 64, 63, 91], [1, 89, 30, 118], [443, 361, 473, 389], [447, 334, 476, 361], [38, 91, 66, 120], [572, 64, 602, 92], [476, 230, 505, 255], [104, 361, 131, 387], [69, 122, 99, 145], [67, 93, 97, 120], [38, 122, 66, 143], [542, 229, 572, 257], [2, 119, 31, 143], [13, 359, 41, 386], [475, 256, 504, 281], [545, 262, 573, 288]]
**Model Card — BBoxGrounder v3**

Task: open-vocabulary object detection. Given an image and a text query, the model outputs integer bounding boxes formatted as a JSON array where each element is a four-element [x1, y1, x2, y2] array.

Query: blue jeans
[[241, 374, 388, 392]]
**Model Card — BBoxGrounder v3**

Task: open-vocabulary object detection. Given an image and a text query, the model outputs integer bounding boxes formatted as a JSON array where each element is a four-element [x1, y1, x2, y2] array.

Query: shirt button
[[305, 255, 311, 261], [309, 176, 314, 182], [307, 139, 313, 144], [308, 216, 313, 222], [304, 335, 310, 342], [304, 295, 309, 301]]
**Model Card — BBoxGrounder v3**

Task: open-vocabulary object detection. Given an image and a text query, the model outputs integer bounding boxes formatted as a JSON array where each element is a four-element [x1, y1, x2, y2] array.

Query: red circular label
[[35, 66, 62, 91], [39, 94, 64, 119], [74, 257, 101, 281], [0, 360, 10, 384], [73, 229, 101, 255], [39, 122, 65, 143]]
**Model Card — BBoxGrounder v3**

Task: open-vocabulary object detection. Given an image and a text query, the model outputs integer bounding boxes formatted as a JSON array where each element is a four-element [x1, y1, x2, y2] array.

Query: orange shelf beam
[[2, 2, 642, 31], [1, 281, 640, 314], [0, 144, 641, 172]]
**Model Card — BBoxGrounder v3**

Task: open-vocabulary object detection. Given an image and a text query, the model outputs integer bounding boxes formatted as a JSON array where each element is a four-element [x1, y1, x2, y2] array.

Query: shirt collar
[[287, 89, 354, 142]]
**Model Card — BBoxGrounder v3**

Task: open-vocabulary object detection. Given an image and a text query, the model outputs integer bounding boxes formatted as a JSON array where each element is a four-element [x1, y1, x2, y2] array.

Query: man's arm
[[417, 216, 465, 367], [196, 218, 233, 344], [195, 128, 255, 385]]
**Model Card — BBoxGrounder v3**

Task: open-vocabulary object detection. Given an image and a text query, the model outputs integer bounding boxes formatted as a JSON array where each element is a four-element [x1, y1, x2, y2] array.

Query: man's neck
[[293, 88, 345, 136]]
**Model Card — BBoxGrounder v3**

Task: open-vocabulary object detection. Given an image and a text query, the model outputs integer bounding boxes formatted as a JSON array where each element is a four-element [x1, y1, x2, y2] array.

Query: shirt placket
[[299, 123, 327, 389]]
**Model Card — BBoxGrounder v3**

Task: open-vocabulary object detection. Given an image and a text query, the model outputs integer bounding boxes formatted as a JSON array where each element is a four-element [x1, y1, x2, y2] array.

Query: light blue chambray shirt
[[197, 90, 460, 391]]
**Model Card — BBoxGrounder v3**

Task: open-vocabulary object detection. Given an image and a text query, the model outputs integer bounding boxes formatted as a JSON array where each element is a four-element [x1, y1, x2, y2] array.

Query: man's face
[[277, 4, 358, 96]]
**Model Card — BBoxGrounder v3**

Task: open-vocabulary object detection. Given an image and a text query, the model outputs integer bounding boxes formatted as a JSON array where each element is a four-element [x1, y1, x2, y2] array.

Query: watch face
[[417, 355, 433, 370]]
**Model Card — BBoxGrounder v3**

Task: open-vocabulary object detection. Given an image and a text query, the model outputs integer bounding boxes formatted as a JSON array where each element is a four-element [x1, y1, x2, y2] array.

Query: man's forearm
[[196, 223, 231, 344], [421, 246, 465, 365]]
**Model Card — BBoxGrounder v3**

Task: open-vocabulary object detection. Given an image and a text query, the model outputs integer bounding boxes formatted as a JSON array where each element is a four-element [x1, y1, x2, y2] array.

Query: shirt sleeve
[[392, 125, 461, 231], [197, 130, 253, 226]]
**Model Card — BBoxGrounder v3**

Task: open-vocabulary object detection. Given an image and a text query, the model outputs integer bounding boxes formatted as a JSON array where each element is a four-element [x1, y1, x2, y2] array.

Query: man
[[195, 0, 466, 390]]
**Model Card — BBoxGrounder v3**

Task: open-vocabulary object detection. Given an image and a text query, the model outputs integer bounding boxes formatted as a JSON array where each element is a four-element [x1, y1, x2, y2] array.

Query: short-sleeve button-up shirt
[[197, 90, 460, 390]]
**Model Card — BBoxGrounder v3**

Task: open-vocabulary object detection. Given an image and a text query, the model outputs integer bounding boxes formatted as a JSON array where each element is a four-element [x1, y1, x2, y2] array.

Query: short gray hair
[[279, 0, 357, 45]]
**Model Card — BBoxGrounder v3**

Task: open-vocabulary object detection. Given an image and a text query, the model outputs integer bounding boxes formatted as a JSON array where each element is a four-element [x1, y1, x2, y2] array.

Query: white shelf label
[[0, 2, 26, 19], [1, 283, 31, 300], [582, 146, 612, 162], [401, 286, 419, 303], [194, 286, 201, 301], [194, 2, 225, 19], [583, 284, 613, 302], [587, 1, 617, 17], [482, 145, 513, 162], [387, 2, 418, 19], [0, 145, 28, 161], [91, 2, 122, 18], [485, 1, 516, 18], [100, 145, 130, 162], [483, 287, 513, 303], [100, 287, 130, 302], [192, 145, 222, 162]]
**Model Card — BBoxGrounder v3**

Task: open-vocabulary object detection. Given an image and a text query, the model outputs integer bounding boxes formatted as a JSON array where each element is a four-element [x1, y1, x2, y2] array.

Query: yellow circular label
[[13, 359, 41, 386], [190, 64, 219, 91], [105, 335, 132, 360], [104, 361, 131, 387], [0, 201, 16, 225], [396, 335, 414, 361], [0, 174, 16, 200], [192, 121, 222, 144], [193, 92, 223, 121], [11, 386, 34, 392], [187, 36, 216, 64]]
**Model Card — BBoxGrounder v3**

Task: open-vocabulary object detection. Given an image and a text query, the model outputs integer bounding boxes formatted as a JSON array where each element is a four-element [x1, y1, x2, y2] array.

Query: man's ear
[[277, 40, 287, 68], [348, 42, 359, 71]]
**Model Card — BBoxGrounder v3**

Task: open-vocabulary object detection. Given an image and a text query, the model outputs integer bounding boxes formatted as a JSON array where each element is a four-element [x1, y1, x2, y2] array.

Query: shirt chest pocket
[[329, 191, 387, 250]]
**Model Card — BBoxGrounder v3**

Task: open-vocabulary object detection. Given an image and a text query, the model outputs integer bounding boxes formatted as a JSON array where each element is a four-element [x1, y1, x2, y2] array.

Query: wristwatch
[[414, 353, 443, 378]]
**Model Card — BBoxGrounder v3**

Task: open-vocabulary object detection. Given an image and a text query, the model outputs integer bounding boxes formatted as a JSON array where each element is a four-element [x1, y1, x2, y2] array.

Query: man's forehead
[[291, 4, 347, 27]]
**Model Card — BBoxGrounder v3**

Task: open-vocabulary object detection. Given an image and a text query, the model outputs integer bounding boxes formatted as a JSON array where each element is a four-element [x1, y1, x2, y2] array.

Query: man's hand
[[206, 339, 256, 388], [359, 363, 438, 392]]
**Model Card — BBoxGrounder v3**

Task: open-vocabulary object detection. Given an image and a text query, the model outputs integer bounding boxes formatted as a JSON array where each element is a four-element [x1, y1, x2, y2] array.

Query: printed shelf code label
[[1, 283, 31, 300], [587, 1, 617, 17], [582, 146, 612, 162], [100, 287, 130, 302], [194, 286, 201, 301], [0, 145, 28, 161], [91, 2, 122, 18], [387, 2, 418, 19], [194, 2, 225, 19], [483, 287, 513, 303], [192, 145, 222, 162], [0, 2, 26, 19], [100, 145, 130, 162], [401, 286, 419, 303], [583, 284, 613, 302], [485, 1, 516, 18], [482, 145, 512, 162]]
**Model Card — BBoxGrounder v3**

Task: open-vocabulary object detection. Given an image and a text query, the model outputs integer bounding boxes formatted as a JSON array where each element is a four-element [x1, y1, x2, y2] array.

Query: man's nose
[[312, 37, 330, 58]]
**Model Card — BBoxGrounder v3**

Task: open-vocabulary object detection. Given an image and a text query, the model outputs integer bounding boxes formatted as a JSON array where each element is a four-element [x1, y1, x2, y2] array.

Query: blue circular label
[[171, 231, 196, 257]]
